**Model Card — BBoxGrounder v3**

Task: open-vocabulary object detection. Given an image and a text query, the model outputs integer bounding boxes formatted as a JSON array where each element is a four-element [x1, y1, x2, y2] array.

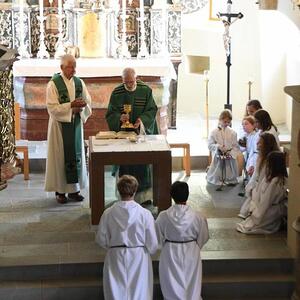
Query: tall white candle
[[39, 0, 43, 17], [58, 0, 62, 16], [122, 0, 126, 27], [19, 0, 24, 35]]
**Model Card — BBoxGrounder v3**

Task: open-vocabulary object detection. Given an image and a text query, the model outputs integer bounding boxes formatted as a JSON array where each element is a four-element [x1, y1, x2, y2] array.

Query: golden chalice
[[121, 104, 134, 129]]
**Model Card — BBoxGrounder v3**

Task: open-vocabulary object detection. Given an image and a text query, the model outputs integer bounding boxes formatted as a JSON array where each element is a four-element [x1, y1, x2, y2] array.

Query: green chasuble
[[106, 80, 158, 192], [52, 73, 83, 184]]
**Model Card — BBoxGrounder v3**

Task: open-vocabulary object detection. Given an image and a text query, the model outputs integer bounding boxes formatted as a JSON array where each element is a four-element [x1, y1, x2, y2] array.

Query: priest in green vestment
[[106, 67, 158, 204], [45, 54, 92, 204]]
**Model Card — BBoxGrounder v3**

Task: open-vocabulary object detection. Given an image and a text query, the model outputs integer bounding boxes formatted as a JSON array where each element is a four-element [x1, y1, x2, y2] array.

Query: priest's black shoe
[[56, 192, 68, 204], [68, 192, 84, 202]]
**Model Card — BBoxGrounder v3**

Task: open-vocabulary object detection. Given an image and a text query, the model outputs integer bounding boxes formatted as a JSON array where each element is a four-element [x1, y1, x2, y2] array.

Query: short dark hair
[[170, 181, 189, 203], [117, 175, 138, 198]]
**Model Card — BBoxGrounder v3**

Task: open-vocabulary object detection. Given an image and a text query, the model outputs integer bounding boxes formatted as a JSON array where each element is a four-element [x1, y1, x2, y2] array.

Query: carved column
[[0, 59, 17, 188]]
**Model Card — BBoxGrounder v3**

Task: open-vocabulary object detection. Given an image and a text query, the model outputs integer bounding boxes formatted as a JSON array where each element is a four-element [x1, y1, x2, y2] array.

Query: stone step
[[0, 272, 295, 300], [0, 255, 294, 279]]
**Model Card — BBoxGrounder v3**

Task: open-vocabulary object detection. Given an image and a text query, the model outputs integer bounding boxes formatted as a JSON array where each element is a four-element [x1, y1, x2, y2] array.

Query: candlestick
[[204, 70, 209, 139], [55, 0, 66, 58], [37, 0, 50, 58], [18, 0, 30, 58], [137, 0, 149, 58], [119, 0, 131, 58]]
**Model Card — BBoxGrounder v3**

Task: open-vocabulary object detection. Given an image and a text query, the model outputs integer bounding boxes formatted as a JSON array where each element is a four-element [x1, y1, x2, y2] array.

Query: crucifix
[[217, 0, 243, 111]]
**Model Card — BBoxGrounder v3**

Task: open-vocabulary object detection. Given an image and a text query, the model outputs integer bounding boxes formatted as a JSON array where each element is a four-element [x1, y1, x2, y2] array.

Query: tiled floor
[[0, 169, 291, 267], [0, 114, 291, 266]]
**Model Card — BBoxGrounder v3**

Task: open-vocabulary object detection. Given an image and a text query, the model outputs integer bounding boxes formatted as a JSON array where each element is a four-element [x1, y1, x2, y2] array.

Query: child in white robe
[[207, 109, 240, 186], [237, 151, 287, 234], [95, 175, 158, 300], [239, 116, 259, 178], [239, 132, 280, 218], [254, 109, 280, 147], [237, 99, 263, 139], [156, 181, 209, 300]]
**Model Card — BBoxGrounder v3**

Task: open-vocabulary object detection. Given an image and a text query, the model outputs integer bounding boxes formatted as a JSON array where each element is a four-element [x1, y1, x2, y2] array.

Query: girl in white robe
[[156, 181, 209, 300], [95, 175, 158, 300], [207, 109, 240, 186], [239, 132, 280, 218], [239, 116, 259, 177], [237, 151, 287, 234], [254, 109, 280, 147]]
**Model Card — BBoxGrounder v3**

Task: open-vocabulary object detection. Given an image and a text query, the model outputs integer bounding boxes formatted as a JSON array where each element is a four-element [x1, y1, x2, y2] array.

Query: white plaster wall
[[177, 0, 300, 126]]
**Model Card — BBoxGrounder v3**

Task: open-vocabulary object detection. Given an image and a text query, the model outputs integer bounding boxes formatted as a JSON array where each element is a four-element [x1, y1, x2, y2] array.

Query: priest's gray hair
[[122, 67, 136, 78], [60, 54, 76, 66]]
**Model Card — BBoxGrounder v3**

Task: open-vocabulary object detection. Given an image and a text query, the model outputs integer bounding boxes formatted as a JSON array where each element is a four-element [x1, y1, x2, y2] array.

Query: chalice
[[121, 104, 134, 129]]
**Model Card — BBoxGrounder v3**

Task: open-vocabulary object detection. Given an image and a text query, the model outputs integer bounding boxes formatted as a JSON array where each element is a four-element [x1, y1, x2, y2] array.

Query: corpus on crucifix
[[217, 0, 243, 111]]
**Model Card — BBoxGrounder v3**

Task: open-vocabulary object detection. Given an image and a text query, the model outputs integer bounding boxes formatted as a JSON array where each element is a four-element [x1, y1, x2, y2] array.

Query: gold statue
[[121, 104, 134, 129]]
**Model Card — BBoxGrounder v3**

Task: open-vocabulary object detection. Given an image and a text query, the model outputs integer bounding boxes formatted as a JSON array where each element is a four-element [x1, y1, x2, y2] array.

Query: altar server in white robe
[[254, 109, 280, 147], [45, 54, 92, 204], [96, 175, 158, 300], [237, 151, 287, 234], [156, 181, 209, 300], [207, 109, 240, 186], [239, 132, 280, 219], [239, 116, 259, 177]]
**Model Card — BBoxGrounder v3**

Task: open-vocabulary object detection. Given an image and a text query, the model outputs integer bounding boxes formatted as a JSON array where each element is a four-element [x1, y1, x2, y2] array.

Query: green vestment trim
[[52, 73, 83, 184]]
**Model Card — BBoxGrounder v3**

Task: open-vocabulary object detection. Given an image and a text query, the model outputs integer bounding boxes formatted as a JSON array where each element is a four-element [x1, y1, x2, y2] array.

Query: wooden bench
[[169, 143, 191, 176], [14, 103, 29, 180]]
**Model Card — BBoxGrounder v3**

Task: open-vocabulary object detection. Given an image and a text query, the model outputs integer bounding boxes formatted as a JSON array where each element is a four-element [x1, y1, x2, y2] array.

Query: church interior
[[1, 0, 300, 298]]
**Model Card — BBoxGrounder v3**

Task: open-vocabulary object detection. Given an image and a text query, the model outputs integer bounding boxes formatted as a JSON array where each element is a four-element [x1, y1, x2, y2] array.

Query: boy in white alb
[[156, 181, 209, 300], [96, 175, 158, 300]]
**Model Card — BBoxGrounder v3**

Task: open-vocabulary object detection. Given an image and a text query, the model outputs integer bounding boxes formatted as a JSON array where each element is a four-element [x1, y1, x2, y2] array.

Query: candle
[[39, 0, 43, 18], [58, 0, 62, 16], [19, 0, 24, 35]]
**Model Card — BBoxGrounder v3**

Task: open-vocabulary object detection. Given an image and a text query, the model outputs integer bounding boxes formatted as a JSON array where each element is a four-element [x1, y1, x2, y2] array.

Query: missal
[[95, 131, 137, 140]]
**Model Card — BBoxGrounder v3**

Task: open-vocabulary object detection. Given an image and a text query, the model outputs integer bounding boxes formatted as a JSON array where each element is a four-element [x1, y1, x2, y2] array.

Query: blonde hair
[[242, 115, 255, 125], [117, 175, 138, 198], [219, 109, 232, 121]]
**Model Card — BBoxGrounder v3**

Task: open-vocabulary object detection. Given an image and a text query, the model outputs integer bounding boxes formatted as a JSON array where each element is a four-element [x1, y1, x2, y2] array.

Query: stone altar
[[13, 57, 176, 140]]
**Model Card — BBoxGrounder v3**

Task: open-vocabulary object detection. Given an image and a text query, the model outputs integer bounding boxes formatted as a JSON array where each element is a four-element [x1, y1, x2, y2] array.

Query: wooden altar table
[[89, 134, 172, 225]]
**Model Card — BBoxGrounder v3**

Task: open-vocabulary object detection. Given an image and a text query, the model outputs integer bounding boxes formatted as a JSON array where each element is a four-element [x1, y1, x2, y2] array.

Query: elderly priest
[[45, 54, 92, 204], [106, 67, 158, 205]]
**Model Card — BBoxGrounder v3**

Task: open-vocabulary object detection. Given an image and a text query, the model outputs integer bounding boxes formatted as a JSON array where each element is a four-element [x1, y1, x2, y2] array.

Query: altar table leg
[[90, 157, 105, 225], [153, 152, 172, 212]]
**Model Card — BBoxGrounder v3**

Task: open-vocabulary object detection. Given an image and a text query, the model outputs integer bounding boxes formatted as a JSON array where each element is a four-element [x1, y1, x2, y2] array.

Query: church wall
[[177, 0, 300, 128], [177, 1, 262, 124]]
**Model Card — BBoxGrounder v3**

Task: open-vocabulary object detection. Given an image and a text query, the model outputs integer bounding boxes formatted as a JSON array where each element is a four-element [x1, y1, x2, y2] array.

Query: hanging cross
[[217, 0, 243, 111]]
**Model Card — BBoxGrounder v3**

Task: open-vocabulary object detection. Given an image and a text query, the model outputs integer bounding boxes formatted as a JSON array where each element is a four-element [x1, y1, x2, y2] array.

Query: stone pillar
[[292, 218, 300, 300], [284, 85, 300, 256]]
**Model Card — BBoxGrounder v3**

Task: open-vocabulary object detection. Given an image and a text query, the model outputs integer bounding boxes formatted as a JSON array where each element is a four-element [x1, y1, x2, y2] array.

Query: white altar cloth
[[92, 135, 170, 153], [13, 58, 177, 79]]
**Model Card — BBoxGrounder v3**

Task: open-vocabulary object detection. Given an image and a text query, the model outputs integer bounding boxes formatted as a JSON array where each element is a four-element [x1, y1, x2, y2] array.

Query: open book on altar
[[95, 131, 137, 140]]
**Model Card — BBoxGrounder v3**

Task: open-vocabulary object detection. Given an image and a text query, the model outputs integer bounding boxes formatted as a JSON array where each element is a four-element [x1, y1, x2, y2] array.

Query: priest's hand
[[120, 114, 129, 123], [71, 99, 86, 108], [72, 107, 83, 114], [134, 118, 141, 129]]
